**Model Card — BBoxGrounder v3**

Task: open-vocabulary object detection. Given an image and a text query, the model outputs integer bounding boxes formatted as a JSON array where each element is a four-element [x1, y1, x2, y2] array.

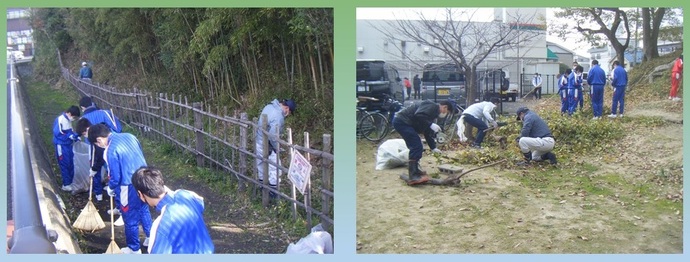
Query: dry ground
[[356, 99, 683, 254]]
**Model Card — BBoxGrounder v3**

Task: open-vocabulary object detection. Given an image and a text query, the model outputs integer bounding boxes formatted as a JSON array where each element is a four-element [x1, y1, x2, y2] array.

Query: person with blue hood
[[88, 123, 152, 254], [255, 98, 296, 196], [53, 105, 81, 192], [132, 167, 214, 254]]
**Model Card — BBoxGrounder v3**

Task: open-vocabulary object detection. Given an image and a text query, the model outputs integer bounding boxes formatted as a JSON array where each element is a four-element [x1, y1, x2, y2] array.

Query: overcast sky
[[356, 8, 592, 56]]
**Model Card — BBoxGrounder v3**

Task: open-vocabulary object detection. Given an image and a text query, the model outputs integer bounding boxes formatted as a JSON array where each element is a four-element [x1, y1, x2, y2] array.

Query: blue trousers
[[463, 114, 488, 146], [393, 119, 423, 161], [91, 146, 105, 196], [55, 143, 74, 186], [115, 184, 152, 252], [578, 87, 584, 109], [567, 88, 579, 115], [590, 85, 604, 117], [559, 89, 568, 114], [611, 86, 626, 115]]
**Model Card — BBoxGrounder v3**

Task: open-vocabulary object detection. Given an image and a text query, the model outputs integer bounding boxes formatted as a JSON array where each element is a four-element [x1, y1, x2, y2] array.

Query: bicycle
[[356, 95, 403, 142]]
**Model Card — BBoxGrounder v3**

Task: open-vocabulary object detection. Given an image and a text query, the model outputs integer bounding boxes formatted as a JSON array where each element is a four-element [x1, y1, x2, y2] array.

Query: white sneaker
[[607, 114, 617, 118], [61, 185, 73, 191], [591, 117, 600, 120], [120, 247, 142, 254], [107, 208, 121, 216], [114, 216, 125, 227], [672, 97, 682, 101], [619, 114, 623, 118], [143, 237, 150, 247], [668, 96, 673, 100], [95, 194, 103, 202]]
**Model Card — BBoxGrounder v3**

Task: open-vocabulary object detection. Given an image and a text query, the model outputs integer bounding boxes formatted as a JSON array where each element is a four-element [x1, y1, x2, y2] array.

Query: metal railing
[[7, 59, 58, 254]]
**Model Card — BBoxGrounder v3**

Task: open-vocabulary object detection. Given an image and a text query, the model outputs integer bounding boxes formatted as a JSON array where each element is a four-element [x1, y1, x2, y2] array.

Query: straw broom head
[[72, 179, 106, 232], [105, 194, 122, 254]]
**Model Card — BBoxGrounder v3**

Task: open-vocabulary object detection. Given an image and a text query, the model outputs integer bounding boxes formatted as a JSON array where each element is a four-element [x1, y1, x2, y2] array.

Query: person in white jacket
[[461, 97, 500, 149], [255, 98, 296, 197], [531, 73, 542, 99]]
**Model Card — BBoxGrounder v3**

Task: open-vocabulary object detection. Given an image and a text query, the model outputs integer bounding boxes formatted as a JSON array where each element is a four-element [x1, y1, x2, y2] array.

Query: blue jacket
[[83, 108, 122, 133], [587, 65, 607, 86], [255, 99, 285, 153], [105, 133, 147, 189], [567, 72, 582, 90], [79, 66, 93, 79], [53, 113, 77, 145], [149, 189, 214, 254], [519, 110, 553, 139], [611, 65, 628, 87]]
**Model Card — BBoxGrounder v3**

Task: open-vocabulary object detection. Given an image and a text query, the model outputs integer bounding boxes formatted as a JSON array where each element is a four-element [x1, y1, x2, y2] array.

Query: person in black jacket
[[392, 99, 451, 185], [412, 74, 422, 99]]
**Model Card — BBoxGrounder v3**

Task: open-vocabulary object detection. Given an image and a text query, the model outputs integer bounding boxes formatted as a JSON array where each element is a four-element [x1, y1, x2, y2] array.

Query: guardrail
[[7, 59, 58, 254]]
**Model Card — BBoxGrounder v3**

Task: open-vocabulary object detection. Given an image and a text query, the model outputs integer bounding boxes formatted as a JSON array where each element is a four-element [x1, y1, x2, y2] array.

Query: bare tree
[[551, 8, 630, 67], [371, 8, 542, 105]]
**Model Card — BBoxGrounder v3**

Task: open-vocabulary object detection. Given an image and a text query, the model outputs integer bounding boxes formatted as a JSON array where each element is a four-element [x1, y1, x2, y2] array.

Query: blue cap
[[516, 107, 529, 120], [284, 99, 296, 113]]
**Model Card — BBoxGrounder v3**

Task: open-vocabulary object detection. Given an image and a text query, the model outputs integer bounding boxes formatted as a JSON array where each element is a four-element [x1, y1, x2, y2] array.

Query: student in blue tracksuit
[[53, 105, 81, 192], [587, 60, 607, 119], [88, 124, 152, 254], [132, 167, 214, 254], [75, 97, 123, 201], [558, 69, 571, 115], [255, 98, 296, 197], [608, 61, 628, 118], [567, 67, 583, 116]]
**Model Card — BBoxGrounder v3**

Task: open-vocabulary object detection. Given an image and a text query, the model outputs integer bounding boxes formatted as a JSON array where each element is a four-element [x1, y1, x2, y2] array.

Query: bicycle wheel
[[358, 112, 389, 142]]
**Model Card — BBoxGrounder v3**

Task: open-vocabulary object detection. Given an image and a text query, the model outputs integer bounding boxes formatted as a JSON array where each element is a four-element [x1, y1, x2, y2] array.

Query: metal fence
[[57, 51, 334, 231]]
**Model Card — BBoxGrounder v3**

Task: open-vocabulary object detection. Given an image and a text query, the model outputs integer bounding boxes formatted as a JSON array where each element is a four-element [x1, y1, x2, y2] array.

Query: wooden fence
[[57, 51, 333, 231]]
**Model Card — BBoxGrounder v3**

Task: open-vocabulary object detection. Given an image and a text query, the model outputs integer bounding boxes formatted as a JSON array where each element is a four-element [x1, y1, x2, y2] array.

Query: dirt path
[[356, 100, 683, 254]]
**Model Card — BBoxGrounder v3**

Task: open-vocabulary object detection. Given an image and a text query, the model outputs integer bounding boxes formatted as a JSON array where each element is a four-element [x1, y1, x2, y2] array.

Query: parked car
[[356, 59, 404, 102]]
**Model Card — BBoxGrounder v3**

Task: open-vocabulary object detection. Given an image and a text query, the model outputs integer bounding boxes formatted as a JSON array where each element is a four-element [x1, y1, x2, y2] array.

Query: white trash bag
[[285, 224, 333, 254], [71, 141, 92, 194], [375, 139, 409, 170], [455, 115, 468, 143]]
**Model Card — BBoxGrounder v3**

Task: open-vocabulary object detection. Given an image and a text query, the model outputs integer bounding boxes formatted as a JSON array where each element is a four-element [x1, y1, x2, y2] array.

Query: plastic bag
[[455, 115, 468, 143], [285, 224, 333, 254], [375, 139, 409, 170], [71, 141, 92, 194]]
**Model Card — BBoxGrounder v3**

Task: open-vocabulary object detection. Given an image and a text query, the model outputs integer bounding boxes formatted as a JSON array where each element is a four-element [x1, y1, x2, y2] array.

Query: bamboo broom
[[72, 178, 105, 232], [105, 195, 122, 254]]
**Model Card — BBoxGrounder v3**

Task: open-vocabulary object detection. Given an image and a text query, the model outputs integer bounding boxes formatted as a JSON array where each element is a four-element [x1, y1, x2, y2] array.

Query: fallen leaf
[[633, 216, 641, 220], [559, 200, 567, 204]]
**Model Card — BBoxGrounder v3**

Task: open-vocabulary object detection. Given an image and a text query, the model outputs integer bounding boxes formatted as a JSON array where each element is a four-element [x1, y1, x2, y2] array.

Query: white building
[[357, 8, 566, 95]]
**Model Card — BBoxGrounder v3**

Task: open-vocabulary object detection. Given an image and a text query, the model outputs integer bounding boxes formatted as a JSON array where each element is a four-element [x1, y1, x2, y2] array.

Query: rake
[[72, 178, 106, 232], [104, 195, 122, 254]]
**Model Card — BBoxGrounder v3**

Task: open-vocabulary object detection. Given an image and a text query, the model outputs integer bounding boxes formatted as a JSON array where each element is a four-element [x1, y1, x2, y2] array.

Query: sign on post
[[288, 150, 312, 195]]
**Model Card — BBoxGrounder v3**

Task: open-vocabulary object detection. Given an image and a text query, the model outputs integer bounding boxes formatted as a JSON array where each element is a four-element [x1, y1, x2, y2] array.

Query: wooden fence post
[[321, 134, 332, 229], [193, 102, 205, 167], [238, 112, 248, 193], [261, 114, 270, 207], [304, 131, 312, 230]]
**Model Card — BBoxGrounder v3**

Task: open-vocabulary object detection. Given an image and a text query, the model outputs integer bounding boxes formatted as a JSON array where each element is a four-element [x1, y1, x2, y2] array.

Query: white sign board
[[288, 150, 312, 195]]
